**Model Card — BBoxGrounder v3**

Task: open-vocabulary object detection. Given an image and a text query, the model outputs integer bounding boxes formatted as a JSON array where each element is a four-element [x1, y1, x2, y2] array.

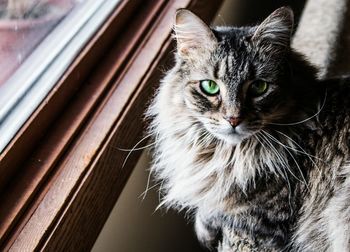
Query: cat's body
[[147, 7, 350, 251]]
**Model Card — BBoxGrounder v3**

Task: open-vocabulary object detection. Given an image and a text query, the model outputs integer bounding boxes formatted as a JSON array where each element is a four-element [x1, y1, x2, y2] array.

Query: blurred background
[[92, 0, 306, 251]]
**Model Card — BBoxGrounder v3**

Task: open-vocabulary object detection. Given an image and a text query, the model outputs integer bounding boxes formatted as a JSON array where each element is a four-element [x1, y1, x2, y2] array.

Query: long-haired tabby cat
[[146, 6, 350, 251]]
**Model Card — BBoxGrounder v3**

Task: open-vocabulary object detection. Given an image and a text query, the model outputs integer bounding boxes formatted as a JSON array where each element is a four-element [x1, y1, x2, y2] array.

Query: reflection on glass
[[0, 0, 121, 153], [0, 0, 74, 85]]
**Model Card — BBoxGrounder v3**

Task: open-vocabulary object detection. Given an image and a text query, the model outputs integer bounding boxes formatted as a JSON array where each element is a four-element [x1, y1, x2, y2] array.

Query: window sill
[[0, 0, 223, 250]]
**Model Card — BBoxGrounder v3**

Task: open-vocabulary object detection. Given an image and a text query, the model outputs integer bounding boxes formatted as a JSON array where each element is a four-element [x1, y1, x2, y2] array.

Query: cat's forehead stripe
[[227, 52, 234, 72], [217, 55, 227, 79], [215, 50, 235, 80]]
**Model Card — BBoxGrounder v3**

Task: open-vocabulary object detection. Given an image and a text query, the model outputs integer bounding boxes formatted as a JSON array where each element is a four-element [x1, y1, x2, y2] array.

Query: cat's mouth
[[200, 117, 259, 145], [211, 125, 253, 145]]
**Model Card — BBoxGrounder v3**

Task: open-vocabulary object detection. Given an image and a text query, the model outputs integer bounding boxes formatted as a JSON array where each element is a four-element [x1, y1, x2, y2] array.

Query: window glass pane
[[0, 0, 121, 152], [0, 0, 74, 85]]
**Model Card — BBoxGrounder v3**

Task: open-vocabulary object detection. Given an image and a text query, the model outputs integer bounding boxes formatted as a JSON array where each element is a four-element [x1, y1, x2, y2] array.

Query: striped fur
[[146, 7, 350, 251]]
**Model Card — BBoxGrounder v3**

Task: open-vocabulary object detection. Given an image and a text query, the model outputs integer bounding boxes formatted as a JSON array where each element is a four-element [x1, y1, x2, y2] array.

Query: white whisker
[[259, 131, 305, 185], [269, 90, 327, 126], [116, 141, 157, 152], [274, 129, 323, 167], [261, 130, 309, 190], [141, 169, 154, 200], [122, 133, 153, 168]]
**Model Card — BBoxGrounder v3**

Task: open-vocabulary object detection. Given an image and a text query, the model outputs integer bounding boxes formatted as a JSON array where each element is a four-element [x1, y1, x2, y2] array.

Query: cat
[[146, 6, 350, 251]]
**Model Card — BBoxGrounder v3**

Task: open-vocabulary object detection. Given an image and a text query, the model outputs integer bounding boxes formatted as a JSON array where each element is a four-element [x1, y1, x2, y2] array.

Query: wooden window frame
[[0, 0, 223, 250]]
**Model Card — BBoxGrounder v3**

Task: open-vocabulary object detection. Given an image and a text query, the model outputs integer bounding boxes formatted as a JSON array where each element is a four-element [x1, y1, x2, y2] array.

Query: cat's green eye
[[249, 80, 268, 97], [200, 80, 220, 96]]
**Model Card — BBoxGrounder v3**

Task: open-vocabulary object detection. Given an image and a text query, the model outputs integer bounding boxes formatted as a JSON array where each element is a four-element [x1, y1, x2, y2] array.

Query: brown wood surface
[[1, 0, 223, 251], [0, 0, 143, 191], [0, 0, 149, 246]]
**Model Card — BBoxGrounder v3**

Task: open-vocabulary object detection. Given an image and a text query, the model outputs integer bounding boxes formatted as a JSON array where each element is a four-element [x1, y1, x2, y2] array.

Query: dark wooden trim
[[0, 0, 143, 190], [0, 0, 155, 245], [0, 0, 223, 251]]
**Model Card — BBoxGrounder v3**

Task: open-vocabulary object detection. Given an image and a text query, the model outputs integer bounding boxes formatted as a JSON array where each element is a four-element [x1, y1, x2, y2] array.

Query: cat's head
[[168, 7, 297, 145]]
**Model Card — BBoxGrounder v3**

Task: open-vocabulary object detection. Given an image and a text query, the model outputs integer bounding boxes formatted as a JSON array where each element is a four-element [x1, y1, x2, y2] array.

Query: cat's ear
[[252, 7, 294, 50], [174, 9, 217, 58]]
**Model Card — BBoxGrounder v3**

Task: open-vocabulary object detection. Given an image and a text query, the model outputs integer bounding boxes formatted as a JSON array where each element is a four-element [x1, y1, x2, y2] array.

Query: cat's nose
[[224, 116, 243, 127]]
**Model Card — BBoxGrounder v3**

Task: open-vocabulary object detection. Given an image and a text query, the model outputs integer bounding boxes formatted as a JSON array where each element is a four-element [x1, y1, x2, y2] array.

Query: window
[[0, 0, 122, 152], [0, 0, 223, 251]]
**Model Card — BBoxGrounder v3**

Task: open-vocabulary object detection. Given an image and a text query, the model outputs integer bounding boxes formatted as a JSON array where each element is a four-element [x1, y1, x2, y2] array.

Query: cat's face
[[174, 8, 294, 145]]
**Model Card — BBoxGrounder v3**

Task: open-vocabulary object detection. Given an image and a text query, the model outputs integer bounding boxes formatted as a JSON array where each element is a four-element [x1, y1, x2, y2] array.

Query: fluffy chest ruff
[[149, 117, 297, 212], [149, 116, 301, 250]]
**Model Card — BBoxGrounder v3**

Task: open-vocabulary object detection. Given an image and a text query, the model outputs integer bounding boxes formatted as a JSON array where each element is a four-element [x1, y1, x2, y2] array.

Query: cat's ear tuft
[[252, 7, 294, 49], [174, 9, 217, 58]]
